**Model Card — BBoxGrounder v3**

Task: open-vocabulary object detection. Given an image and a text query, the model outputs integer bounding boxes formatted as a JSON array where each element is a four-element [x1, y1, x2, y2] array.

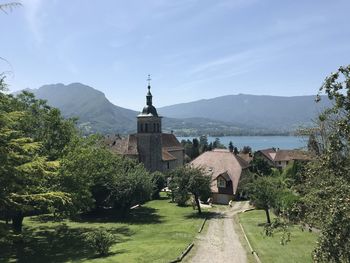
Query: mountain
[[23, 83, 138, 134], [21, 83, 245, 136], [159, 94, 332, 132], [17, 84, 331, 136]]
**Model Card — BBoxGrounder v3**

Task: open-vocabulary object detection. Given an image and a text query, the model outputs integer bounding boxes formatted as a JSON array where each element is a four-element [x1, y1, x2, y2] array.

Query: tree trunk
[[194, 194, 201, 214], [12, 212, 24, 233], [265, 208, 271, 224]]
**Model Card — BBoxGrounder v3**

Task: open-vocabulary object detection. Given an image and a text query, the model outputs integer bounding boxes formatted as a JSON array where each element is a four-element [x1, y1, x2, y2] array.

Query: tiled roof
[[258, 148, 312, 162], [105, 133, 183, 161], [162, 149, 177, 161], [190, 149, 248, 194]]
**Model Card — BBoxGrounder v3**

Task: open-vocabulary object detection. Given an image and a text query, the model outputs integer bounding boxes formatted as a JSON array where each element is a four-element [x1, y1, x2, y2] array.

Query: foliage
[[60, 136, 153, 213], [169, 166, 211, 213], [0, 86, 75, 232], [241, 146, 252, 154], [84, 228, 116, 256], [249, 155, 273, 176], [295, 65, 350, 261], [150, 171, 166, 199], [246, 176, 277, 224]]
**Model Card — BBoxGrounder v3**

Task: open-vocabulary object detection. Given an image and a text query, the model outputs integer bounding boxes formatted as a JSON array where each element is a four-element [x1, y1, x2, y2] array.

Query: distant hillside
[[159, 94, 331, 132], [22, 83, 138, 134], [20, 83, 247, 136], [17, 84, 331, 136]]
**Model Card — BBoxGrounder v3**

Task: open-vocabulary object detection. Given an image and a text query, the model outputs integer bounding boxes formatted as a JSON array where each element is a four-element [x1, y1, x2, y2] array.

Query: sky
[[1, 0, 350, 110]]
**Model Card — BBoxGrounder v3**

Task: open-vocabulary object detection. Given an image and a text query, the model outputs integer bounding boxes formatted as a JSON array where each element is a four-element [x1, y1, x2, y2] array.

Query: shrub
[[84, 228, 115, 256]]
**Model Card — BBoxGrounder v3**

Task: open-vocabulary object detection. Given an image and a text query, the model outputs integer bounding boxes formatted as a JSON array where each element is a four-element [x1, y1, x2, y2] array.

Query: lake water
[[176, 136, 307, 151]]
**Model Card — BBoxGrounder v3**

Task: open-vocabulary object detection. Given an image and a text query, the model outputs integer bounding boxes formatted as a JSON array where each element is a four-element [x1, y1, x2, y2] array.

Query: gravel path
[[188, 201, 252, 263]]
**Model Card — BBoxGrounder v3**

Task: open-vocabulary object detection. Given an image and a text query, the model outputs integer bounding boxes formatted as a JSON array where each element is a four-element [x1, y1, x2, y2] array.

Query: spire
[[146, 74, 152, 106]]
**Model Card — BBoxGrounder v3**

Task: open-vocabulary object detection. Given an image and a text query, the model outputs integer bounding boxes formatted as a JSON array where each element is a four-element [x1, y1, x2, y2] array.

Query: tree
[[247, 176, 277, 224], [228, 141, 234, 152], [212, 138, 226, 149], [0, 88, 73, 232], [150, 171, 166, 199], [241, 146, 252, 155], [60, 136, 153, 213], [169, 167, 211, 214], [249, 155, 272, 176], [191, 138, 200, 159], [199, 135, 208, 153], [296, 65, 350, 261]]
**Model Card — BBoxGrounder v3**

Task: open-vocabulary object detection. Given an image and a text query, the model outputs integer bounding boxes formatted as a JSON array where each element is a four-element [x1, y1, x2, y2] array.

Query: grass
[[238, 210, 318, 263], [0, 195, 206, 263]]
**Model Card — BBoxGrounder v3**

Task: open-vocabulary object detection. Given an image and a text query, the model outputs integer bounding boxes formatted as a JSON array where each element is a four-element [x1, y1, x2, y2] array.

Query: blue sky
[[1, 0, 350, 110]]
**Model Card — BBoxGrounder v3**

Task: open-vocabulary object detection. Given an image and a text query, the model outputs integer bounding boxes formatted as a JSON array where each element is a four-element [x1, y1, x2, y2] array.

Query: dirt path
[[187, 201, 252, 263]]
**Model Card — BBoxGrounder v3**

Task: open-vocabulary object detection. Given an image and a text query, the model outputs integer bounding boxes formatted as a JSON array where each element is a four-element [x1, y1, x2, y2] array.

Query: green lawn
[[238, 210, 318, 263], [0, 195, 205, 263]]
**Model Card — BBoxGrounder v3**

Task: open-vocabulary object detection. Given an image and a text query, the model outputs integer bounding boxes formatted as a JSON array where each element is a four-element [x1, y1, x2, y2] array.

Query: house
[[105, 80, 184, 172], [255, 148, 312, 169], [190, 149, 250, 204]]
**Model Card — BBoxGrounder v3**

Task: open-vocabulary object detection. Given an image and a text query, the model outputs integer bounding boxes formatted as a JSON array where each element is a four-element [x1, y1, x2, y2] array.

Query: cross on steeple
[[147, 74, 152, 87]]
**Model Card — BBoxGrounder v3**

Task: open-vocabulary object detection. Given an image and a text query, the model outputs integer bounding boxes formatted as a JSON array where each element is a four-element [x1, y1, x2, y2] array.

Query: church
[[105, 79, 184, 172]]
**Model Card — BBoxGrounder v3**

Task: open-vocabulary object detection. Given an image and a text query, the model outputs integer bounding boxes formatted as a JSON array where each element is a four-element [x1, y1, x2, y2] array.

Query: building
[[105, 81, 184, 172], [255, 148, 312, 169], [190, 149, 250, 204]]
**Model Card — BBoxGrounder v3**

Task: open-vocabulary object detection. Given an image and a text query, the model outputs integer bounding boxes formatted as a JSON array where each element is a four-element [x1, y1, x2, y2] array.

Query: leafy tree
[[169, 167, 211, 214], [60, 136, 153, 213], [212, 137, 226, 149], [228, 141, 234, 152], [247, 176, 277, 224], [249, 155, 272, 176], [296, 65, 350, 261], [241, 146, 252, 155], [199, 135, 208, 153], [0, 87, 73, 232], [191, 138, 200, 159], [150, 171, 166, 199]]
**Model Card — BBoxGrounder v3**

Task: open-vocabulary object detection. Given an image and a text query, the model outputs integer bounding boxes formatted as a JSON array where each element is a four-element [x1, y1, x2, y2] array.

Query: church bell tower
[[137, 75, 163, 172]]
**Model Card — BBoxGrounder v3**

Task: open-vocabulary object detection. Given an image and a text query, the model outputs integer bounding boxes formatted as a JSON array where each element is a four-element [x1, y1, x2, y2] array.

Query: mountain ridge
[[15, 83, 330, 135]]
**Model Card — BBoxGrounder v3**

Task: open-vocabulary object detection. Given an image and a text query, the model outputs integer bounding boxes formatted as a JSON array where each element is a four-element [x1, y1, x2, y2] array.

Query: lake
[[176, 136, 307, 151]]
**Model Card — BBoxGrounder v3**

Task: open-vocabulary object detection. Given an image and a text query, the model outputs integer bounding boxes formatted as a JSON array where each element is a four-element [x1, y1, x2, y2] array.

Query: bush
[[84, 228, 115, 256]]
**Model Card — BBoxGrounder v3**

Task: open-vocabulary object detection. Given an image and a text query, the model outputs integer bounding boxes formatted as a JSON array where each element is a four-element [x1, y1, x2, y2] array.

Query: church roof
[[104, 133, 184, 161]]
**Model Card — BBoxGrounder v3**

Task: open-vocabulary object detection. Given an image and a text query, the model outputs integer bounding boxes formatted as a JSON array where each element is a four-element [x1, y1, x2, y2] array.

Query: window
[[157, 123, 160, 132], [217, 177, 226, 188], [167, 162, 170, 169], [145, 123, 148, 132], [140, 124, 143, 132], [153, 123, 156, 132]]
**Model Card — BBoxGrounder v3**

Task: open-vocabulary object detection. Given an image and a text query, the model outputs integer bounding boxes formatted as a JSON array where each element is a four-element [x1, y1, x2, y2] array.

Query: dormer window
[[217, 177, 226, 188]]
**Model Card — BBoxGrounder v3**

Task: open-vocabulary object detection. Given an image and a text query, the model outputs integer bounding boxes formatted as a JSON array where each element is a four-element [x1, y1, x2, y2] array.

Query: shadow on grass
[[184, 211, 224, 220], [0, 223, 132, 263], [78, 206, 163, 225]]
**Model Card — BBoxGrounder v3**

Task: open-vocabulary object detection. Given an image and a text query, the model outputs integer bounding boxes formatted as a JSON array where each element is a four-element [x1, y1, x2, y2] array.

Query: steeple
[[139, 74, 158, 117], [146, 74, 153, 106]]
